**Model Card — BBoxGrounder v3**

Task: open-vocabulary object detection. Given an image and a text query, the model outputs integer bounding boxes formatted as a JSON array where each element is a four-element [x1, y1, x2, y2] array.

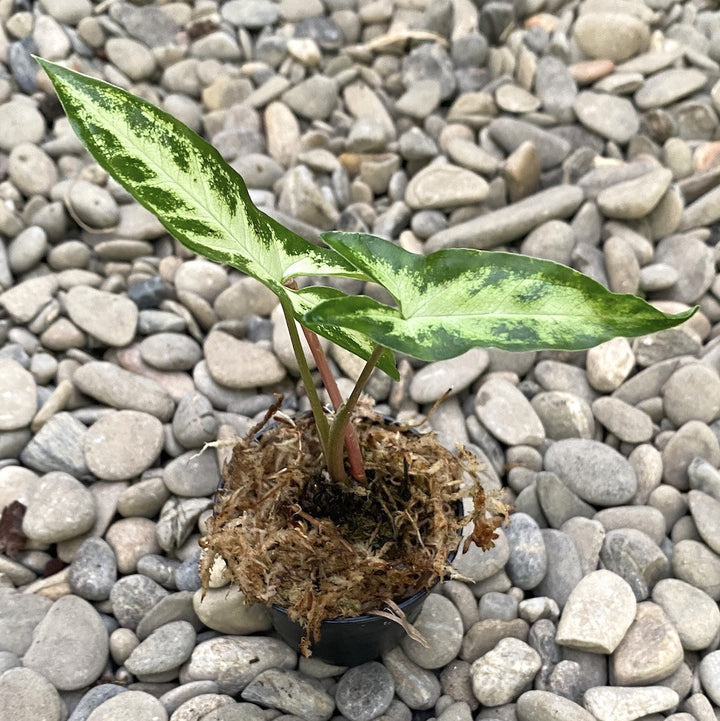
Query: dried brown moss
[[200, 404, 507, 653]]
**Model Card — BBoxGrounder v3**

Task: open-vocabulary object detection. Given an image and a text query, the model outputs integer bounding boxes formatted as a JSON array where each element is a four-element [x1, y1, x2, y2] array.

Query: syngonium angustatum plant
[[38, 58, 696, 485]]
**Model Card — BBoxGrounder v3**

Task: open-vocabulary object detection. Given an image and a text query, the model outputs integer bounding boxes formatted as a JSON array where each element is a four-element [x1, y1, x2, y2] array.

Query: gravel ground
[[1, 0, 720, 719]]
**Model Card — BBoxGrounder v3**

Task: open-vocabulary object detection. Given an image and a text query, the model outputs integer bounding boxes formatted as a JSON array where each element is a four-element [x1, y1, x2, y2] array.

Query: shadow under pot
[[204, 412, 493, 667]]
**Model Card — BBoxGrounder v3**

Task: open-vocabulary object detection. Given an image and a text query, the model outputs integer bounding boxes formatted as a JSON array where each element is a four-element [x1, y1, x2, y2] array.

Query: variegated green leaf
[[304, 232, 697, 361], [37, 58, 397, 369], [37, 59, 363, 292], [288, 286, 397, 379]]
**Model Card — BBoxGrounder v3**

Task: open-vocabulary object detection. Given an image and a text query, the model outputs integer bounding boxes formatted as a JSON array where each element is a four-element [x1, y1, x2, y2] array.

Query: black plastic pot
[[269, 586, 431, 666], [212, 415, 461, 666]]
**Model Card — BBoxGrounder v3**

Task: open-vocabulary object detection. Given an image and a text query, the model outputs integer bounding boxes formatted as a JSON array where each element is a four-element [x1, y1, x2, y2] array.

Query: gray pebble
[[470, 637, 541, 706], [584, 686, 678, 721], [382, 647, 441, 711], [0, 100, 46, 151], [536, 471, 595, 528], [504, 512, 547, 589], [74, 361, 175, 421], [662, 421, 720, 490], [544, 438, 637, 506], [699, 650, 720, 706], [0, 591, 52, 655], [531, 391, 595, 441], [124, 620, 196, 679], [336, 661, 395, 720], [241, 668, 334, 721], [516, 690, 595, 721], [401, 594, 464, 669], [67, 685, 128, 721], [610, 600, 683, 685], [139, 332, 202, 371], [22, 471, 96, 543], [599, 528, 669, 601], [662, 364, 720, 426], [85, 690, 168, 721], [136, 554, 179, 589], [110, 574, 169, 630], [84, 410, 164, 481], [535, 529, 583, 608], [69, 537, 118, 601], [171, 393, 218, 450], [23, 594, 109, 691], [163, 450, 220, 497], [475, 377, 545, 446], [652, 578, 720, 651], [192, 586, 271, 635], [0, 667, 63, 721], [0, 358, 36, 431]]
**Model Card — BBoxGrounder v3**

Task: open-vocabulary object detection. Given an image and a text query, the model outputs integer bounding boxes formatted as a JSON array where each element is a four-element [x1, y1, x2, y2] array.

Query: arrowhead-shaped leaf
[[36, 58, 395, 370], [305, 232, 697, 361]]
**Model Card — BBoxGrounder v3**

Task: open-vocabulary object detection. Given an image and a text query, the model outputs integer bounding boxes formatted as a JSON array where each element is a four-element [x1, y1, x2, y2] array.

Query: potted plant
[[37, 58, 695, 664]]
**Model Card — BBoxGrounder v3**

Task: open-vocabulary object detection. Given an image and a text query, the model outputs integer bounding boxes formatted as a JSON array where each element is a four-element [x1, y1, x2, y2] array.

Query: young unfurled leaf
[[36, 58, 396, 373], [304, 232, 697, 361]]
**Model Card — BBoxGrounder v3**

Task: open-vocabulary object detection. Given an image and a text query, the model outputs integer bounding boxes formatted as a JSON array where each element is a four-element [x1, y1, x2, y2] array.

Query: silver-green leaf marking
[[304, 232, 696, 361], [37, 58, 399, 375]]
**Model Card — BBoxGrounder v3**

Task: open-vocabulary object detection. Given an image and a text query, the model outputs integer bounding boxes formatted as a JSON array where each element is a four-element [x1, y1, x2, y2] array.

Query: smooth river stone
[[84, 410, 164, 481], [65, 286, 138, 347], [544, 438, 637, 506], [405, 163, 489, 209], [22, 595, 109, 691], [425, 185, 584, 251], [0, 358, 36, 430], [475, 377, 545, 446], [557, 571, 635, 656], [204, 329, 286, 389]]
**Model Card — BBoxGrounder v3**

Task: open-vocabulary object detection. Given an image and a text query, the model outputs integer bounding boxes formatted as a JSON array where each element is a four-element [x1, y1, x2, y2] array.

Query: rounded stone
[[8, 142, 58, 196], [22, 471, 96, 544], [573, 12, 649, 62], [192, 586, 272, 635], [610, 601, 683, 685], [405, 164, 489, 209], [475, 377, 545, 446], [65, 179, 120, 229], [22, 595, 109, 691], [86, 691, 168, 721], [204, 330, 285, 389], [105, 37, 156, 81], [470, 637, 541, 706], [0, 358, 36, 431], [84, 410, 164, 481], [65, 286, 138, 347], [699, 650, 720, 706], [335, 661, 395, 721], [401, 594, 464, 669], [124, 620, 197, 679], [110, 574, 169, 631], [139, 332, 203, 371], [105, 517, 162, 574], [0, 100, 45, 151], [662, 364, 720, 426], [652, 578, 720, 651], [0, 667, 63, 721], [504, 512, 547, 590], [544, 438, 637, 506], [181, 637, 297, 695], [68, 537, 118, 601]]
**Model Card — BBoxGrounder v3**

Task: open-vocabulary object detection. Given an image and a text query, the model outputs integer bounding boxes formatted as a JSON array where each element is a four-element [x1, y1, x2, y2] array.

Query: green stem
[[300, 325, 366, 483], [327, 344, 385, 482], [279, 299, 329, 453]]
